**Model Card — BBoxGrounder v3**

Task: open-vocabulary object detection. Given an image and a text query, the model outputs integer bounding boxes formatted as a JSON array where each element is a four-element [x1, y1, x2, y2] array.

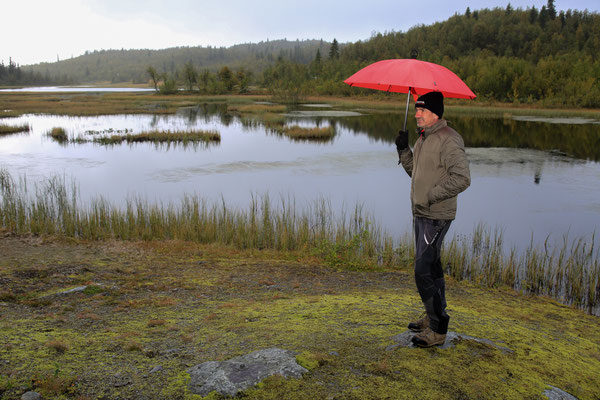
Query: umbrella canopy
[[344, 59, 476, 130], [344, 59, 476, 99]]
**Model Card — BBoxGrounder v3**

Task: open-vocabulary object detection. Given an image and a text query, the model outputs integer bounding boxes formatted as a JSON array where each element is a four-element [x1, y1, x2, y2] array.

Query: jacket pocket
[[413, 188, 430, 213]]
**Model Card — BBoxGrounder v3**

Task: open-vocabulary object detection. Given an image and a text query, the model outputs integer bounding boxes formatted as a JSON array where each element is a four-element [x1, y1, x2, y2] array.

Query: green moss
[[1, 238, 599, 400], [295, 351, 319, 370], [82, 284, 105, 295], [160, 371, 208, 400]]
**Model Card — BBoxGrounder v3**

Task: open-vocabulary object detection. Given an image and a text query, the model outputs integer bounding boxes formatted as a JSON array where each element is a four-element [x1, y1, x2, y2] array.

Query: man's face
[[415, 107, 439, 128]]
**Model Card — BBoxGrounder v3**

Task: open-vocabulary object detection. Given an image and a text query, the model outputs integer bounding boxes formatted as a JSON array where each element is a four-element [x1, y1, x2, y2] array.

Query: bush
[[158, 78, 178, 94]]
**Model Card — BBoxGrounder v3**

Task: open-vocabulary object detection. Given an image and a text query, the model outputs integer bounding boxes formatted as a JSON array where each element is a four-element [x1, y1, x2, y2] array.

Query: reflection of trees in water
[[96, 140, 219, 151], [333, 113, 406, 143], [451, 115, 600, 161], [336, 112, 600, 162], [175, 103, 232, 126], [177, 104, 600, 161], [534, 163, 542, 184]]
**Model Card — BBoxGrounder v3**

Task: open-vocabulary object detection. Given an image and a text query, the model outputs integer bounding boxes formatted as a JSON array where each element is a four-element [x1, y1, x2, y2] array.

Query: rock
[[149, 366, 163, 374], [21, 392, 41, 400], [56, 286, 88, 295], [112, 373, 132, 387], [386, 330, 514, 353], [187, 348, 308, 397], [543, 385, 580, 400]]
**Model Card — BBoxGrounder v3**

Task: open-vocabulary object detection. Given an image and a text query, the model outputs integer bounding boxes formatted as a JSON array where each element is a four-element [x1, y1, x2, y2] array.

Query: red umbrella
[[344, 59, 476, 130]]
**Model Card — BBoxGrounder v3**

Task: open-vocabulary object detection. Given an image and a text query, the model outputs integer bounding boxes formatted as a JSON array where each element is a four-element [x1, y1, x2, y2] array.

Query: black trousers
[[413, 216, 452, 334]]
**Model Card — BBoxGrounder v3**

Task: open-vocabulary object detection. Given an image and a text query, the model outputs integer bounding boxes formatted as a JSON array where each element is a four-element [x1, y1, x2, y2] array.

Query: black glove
[[395, 130, 409, 151]]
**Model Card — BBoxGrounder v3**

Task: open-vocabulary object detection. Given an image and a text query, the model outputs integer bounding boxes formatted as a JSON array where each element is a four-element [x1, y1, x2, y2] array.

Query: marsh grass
[[47, 127, 68, 142], [91, 129, 221, 145], [1, 170, 599, 313], [0, 110, 21, 118], [439, 223, 600, 315], [45, 340, 68, 354], [0, 123, 29, 135], [274, 125, 336, 141], [0, 171, 391, 270], [0, 92, 265, 117], [31, 368, 78, 398]]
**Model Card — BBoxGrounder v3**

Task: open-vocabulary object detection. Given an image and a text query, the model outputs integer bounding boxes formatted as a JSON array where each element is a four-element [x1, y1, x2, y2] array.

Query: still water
[[0, 86, 154, 93], [1, 103, 599, 251]]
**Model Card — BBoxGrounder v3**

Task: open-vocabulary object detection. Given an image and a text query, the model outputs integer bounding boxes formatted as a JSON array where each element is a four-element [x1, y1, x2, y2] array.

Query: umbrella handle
[[402, 87, 411, 132]]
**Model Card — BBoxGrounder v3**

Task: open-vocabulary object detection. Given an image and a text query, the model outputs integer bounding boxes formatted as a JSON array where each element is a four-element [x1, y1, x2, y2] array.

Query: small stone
[[21, 391, 41, 400], [56, 286, 88, 295], [112, 373, 132, 387], [149, 366, 163, 374]]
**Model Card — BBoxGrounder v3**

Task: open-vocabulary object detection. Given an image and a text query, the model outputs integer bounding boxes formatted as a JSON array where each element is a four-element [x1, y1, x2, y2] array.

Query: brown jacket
[[399, 119, 470, 220]]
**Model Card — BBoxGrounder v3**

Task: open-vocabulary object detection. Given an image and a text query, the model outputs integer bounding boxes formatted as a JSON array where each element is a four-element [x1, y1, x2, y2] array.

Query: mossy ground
[[1, 232, 598, 399]]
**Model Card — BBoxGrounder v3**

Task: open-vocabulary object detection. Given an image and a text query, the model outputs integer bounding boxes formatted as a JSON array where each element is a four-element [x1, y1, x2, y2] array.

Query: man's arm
[[396, 130, 413, 177], [428, 135, 470, 204], [399, 147, 414, 177]]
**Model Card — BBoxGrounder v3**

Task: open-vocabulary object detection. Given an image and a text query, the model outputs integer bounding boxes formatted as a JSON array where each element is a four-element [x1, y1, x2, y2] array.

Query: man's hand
[[395, 130, 409, 151]]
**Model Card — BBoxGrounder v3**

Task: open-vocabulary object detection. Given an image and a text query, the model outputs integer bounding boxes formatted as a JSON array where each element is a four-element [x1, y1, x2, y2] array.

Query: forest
[[4, 1, 600, 107], [0, 58, 72, 86]]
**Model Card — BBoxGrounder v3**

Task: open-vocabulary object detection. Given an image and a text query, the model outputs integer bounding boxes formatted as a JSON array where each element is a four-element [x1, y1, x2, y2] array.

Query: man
[[396, 91, 471, 347]]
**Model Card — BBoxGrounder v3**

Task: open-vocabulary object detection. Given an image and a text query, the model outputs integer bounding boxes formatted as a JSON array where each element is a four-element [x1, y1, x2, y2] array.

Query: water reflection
[[1, 104, 599, 252]]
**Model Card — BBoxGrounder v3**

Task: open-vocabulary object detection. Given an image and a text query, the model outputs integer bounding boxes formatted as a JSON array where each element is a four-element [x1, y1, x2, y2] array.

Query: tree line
[[27, 39, 330, 85], [0, 58, 72, 86], [144, 2, 600, 107], [145, 63, 253, 95], [271, 1, 600, 107], [15, 2, 600, 107], [333, 1, 600, 107]]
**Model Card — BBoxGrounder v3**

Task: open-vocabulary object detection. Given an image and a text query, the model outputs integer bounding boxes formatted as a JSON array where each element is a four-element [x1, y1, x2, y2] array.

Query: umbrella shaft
[[403, 87, 411, 132]]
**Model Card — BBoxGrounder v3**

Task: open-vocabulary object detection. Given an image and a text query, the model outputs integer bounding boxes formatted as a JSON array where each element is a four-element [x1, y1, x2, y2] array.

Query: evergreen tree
[[529, 6, 538, 23], [547, 0, 557, 19], [329, 39, 339, 59], [539, 6, 549, 28], [310, 48, 323, 76]]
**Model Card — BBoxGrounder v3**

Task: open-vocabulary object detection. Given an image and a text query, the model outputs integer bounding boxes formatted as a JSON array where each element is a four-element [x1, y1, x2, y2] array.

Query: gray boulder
[[543, 385, 580, 400], [187, 348, 308, 397], [21, 392, 41, 400]]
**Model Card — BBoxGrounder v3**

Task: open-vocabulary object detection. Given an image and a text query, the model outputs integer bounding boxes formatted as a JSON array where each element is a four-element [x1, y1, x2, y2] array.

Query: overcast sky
[[3, 0, 599, 66]]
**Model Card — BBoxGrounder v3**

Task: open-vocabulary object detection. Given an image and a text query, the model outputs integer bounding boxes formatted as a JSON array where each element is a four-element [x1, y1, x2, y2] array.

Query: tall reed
[[0, 171, 393, 270], [1, 170, 598, 313], [438, 223, 600, 315]]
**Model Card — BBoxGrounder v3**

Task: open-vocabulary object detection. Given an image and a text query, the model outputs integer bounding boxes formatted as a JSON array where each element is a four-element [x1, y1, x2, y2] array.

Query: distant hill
[[24, 39, 333, 84]]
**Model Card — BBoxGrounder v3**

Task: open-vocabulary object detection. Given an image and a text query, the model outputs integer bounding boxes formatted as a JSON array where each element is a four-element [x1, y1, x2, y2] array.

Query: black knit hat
[[415, 91, 444, 119]]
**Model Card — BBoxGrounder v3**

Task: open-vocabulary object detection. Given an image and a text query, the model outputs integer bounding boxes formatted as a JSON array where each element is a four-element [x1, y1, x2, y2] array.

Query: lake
[[0, 86, 154, 93], [1, 102, 599, 252]]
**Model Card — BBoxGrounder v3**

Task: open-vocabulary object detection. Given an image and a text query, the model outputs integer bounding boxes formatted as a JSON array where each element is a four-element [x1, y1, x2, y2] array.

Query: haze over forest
[[2, 2, 599, 107]]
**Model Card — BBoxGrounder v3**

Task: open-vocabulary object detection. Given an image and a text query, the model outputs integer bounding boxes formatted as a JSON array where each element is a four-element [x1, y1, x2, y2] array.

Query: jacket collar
[[418, 119, 447, 139]]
